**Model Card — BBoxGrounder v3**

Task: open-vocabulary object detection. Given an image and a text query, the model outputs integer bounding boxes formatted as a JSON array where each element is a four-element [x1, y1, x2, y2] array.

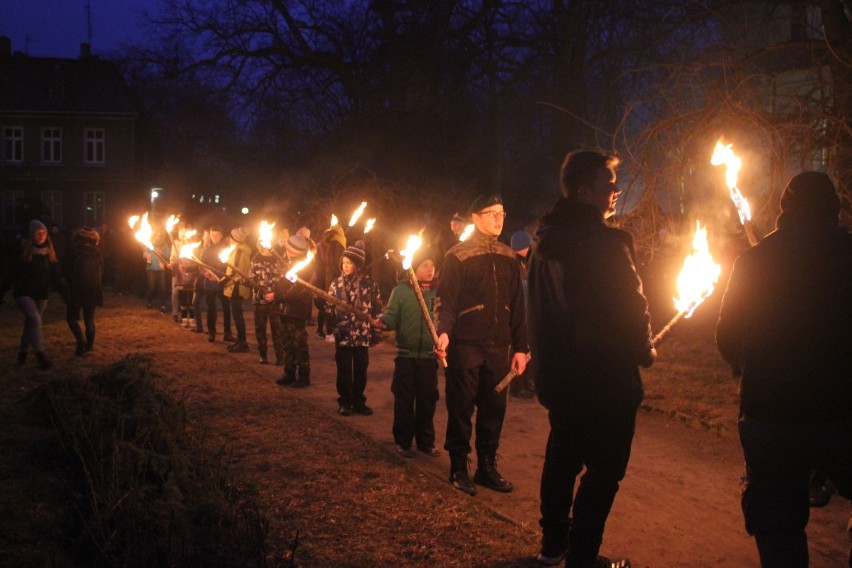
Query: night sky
[[1, 0, 156, 58]]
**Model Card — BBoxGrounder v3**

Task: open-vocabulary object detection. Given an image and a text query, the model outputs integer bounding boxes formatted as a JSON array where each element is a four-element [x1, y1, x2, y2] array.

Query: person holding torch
[[434, 194, 529, 497], [527, 150, 654, 568]]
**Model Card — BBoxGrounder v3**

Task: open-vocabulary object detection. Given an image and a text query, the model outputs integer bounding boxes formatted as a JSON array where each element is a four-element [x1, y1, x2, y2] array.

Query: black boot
[[16, 352, 26, 366], [75, 342, 86, 357], [35, 352, 53, 370], [449, 452, 476, 496], [258, 349, 268, 364], [276, 367, 296, 386], [474, 453, 513, 493], [292, 367, 310, 388]]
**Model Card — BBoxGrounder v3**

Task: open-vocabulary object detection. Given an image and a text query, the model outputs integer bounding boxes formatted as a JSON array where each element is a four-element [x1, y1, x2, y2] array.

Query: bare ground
[[1, 291, 848, 567]]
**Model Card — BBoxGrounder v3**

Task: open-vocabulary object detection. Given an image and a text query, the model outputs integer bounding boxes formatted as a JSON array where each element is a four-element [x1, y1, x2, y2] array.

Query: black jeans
[[254, 303, 282, 356], [230, 295, 247, 341], [391, 357, 439, 451], [335, 345, 369, 408], [739, 414, 852, 568], [66, 302, 96, 348], [443, 343, 509, 456], [204, 290, 232, 336], [539, 398, 639, 564], [145, 270, 167, 308]]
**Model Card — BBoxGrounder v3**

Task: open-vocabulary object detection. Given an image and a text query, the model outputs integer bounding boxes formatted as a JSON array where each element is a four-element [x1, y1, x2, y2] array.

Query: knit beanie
[[29, 219, 47, 236], [230, 227, 249, 243], [777, 172, 840, 228], [510, 230, 533, 252], [285, 234, 309, 256], [411, 245, 436, 272], [73, 226, 100, 244], [342, 240, 366, 269]]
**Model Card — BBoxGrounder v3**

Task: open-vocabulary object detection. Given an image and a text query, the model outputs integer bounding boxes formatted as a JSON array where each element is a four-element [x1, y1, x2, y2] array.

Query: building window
[[3, 127, 24, 163], [1, 190, 24, 229], [84, 128, 105, 164], [41, 191, 63, 227], [84, 191, 105, 226], [42, 128, 62, 164]]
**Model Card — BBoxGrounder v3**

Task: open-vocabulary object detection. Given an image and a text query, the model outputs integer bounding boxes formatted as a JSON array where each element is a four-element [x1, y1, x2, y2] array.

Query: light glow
[[673, 221, 721, 317]]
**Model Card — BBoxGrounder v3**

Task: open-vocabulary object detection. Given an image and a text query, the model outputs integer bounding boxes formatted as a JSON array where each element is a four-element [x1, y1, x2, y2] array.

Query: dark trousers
[[204, 290, 232, 336], [66, 302, 96, 348], [739, 415, 852, 568], [539, 399, 638, 564], [335, 345, 369, 408], [392, 357, 439, 451], [145, 270, 167, 308], [192, 291, 204, 331], [254, 304, 283, 358], [229, 295, 246, 341], [443, 343, 510, 456], [280, 317, 309, 375]]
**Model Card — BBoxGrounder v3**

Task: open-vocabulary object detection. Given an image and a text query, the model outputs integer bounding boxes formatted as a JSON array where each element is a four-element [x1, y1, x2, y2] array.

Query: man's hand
[[640, 347, 657, 368], [511, 352, 528, 376], [371, 317, 386, 330], [434, 332, 449, 359]]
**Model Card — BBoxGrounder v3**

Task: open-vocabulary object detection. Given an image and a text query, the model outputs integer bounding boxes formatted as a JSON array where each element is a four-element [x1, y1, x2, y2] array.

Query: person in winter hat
[[63, 227, 103, 356], [327, 240, 382, 416], [223, 227, 252, 352], [374, 245, 441, 458], [315, 225, 347, 340], [717, 171, 852, 568], [251, 235, 285, 365]]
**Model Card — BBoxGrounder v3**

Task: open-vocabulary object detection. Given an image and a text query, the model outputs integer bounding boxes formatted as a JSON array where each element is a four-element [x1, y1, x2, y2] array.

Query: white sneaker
[[325, 334, 335, 343]]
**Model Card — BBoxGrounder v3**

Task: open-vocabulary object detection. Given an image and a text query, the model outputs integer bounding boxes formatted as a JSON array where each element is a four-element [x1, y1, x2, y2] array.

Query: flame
[[165, 214, 180, 233], [364, 218, 376, 234], [711, 141, 752, 224], [258, 220, 275, 250], [133, 213, 155, 249], [400, 235, 422, 270], [330, 214, 339, 227], [673, 221, 721, 317], [348, 201, 367, 227], [128, 215, 140, 229], [219, 243, 236, 264], [285, 251, 315, 283], [459, 223, 475, 241], [179, 241, 202, 259], [185, 229, 197, 240]]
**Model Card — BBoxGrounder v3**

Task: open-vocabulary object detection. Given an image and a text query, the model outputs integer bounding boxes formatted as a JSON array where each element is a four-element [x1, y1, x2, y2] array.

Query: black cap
[[468, 194, 503, 216]]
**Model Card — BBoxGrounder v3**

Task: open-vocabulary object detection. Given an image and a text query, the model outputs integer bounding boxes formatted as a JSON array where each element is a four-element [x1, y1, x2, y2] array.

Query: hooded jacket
[[527, 198, 652, 410], [380, 275, 438, 359]]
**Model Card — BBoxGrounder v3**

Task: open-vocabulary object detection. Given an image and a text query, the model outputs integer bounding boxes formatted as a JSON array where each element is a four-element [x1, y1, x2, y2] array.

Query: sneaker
[[419, 447, 441, 458], [537, 534, 569, 566], [396, 445, 415, 458], [338, 406, 353, 416], [228, 342, 250, 353], [259, 355, 268, 364], [315, 330, 325, 339], [353, 404, 373, 416], [324, 334, 335, 343]]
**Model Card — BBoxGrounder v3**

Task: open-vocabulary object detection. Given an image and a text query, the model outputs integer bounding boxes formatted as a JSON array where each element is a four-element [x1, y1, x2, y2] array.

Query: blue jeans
[[16, 295, 48, 354]]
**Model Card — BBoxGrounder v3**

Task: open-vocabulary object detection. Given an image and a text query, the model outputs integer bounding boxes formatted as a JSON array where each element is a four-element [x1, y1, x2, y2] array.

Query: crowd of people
[[1, 148, 850, 568]]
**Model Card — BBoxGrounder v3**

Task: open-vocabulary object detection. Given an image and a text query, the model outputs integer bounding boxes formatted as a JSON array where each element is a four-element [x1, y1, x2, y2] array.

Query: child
[[376, 247, 441, 458], [271, 235, 315, 386], [327, 241, 382, 416], [251, 242, 284, 365]]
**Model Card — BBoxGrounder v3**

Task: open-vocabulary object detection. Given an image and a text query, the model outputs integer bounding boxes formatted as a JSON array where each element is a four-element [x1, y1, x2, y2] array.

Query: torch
[[258, 220, 287, 263], [494, 352, 532, 394], [364, 218, 376, 235], [348, 201, 368, 227], [651, 221, 721, 346], [400, 234, 447, 368], [179, 240, 222, 276], [711, 141, 761, 246], [458, 223, 475, 242], [218, 243, 254, 282], [130, 213, 168, 265], [165, 214, 180, 254], [284, 252, 374, 324]]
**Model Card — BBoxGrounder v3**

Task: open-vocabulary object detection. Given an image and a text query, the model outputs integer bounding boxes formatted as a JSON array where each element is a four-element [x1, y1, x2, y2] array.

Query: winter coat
[[327, 271, 382, 347], [380, 276, 438, 359], [250, 252, 283, 305], [63, 241, 103, 306], [143, 243, 170, 271], [11, 244, 63, 301], [200, 242, 227, 292], [273, 255, 316, 320], [223, 242, 253, 300], [434, 229, 527, 352], [716, 222, 852, 423], [527, 198, 652, 411]]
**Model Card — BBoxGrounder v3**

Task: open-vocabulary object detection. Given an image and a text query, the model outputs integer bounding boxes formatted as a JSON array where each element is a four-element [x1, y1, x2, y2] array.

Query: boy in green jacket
[[375, 247, 441, 458]]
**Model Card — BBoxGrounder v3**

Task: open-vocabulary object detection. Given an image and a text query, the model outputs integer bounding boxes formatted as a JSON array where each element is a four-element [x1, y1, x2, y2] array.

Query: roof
[[0, 54, 138, 116]]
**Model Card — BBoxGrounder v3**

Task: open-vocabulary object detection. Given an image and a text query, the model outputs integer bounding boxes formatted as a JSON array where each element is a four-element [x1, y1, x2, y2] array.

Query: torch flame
[[133, 213, 155, 250], [185, 229, 197, 240], [219, 243, 236, 264], [673, 221, 721, 317], [711, 141, 752, 224], [459, 223, 475, 241], [258, 220, 275, 250], [364, 218, 376, 234], [166, 214, 180, 233], [330, 214, 339, 228], [128, 215, 140, 229], [348, 201, 368, 227], [179, 241, 202, 259], [400, 235, 422, 270], [285, 251, 315, 283]]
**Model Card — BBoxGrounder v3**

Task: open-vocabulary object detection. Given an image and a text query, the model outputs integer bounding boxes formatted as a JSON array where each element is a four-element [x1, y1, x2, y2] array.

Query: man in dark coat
[[527, 150, 654, 568], [716, 171, 852, 568], [434, 194, 528, 497]]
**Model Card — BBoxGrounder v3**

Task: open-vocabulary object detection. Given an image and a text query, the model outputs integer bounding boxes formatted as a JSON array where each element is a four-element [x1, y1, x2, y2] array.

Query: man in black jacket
[[716, 171, 852, 568], [434, 194, 528, 497], [527, 150, 654, 568]]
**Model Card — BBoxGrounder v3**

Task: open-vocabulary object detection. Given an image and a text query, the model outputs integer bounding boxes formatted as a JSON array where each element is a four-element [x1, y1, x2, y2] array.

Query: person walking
[[63, 226, 103, 356], [527, 150, 654, 568], [433, 194, 528, 496], [716, 171, 852, 568]]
